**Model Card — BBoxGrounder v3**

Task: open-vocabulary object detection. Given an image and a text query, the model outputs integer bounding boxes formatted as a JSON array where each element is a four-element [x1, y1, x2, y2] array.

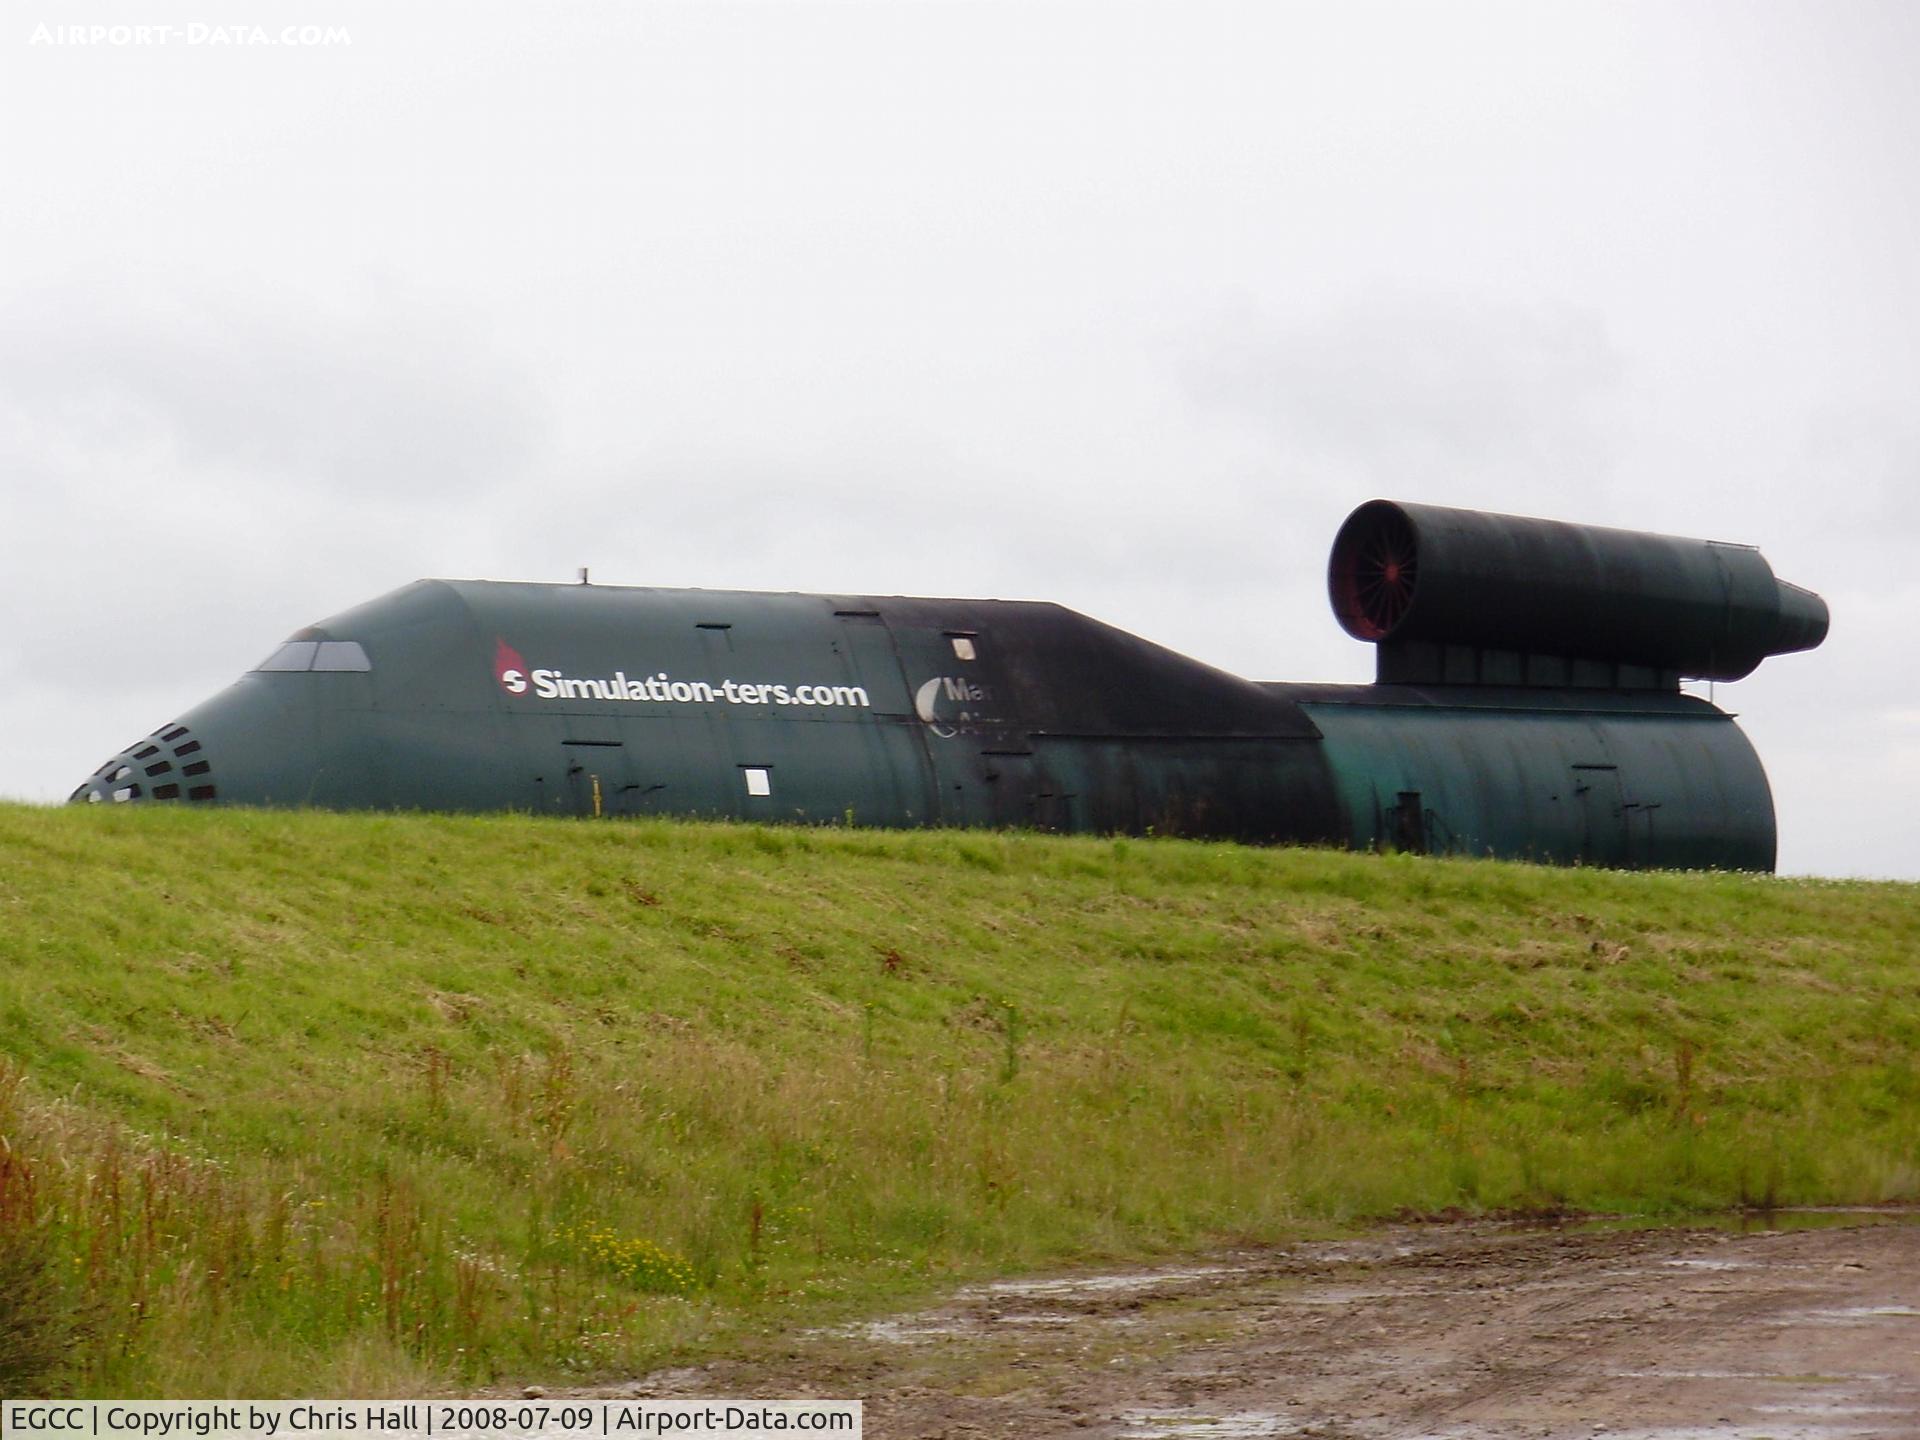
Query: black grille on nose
[[73, 725, 217, 805]]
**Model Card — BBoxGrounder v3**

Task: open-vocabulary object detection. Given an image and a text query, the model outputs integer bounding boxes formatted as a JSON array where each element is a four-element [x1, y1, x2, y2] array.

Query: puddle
[[817, 1303, 1131, 1343], [1280, 1285, 1399, 1305], [1661, 1258, 1749, 1271], [827, 1318, 967, 1344], [1582, 1429, 1866, 1440], [1609, 1369, 1896, 1382], [1284, 1239, 1424, 1264], [810, 1263, 1223, 1344], [972, 1264, 1238, 1299], [1542, 1205, 1920, 1238], [1800, 1306, 1920, 1322], [1116, 1409, 1296, 1438]]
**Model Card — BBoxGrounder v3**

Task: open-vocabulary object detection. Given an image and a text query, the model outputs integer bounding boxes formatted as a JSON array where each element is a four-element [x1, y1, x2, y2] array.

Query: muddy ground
[[560, 1215, 1920, 1439]]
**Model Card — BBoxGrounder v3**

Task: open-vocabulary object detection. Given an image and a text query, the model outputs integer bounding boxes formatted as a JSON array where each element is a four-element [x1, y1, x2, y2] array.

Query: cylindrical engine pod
[[1327, 500, 1828, 682]]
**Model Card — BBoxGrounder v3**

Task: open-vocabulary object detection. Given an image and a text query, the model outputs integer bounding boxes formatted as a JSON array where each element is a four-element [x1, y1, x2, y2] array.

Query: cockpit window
[[314, 640, 371, 671], [254, 640, 371, 673], [256, 641, 318, 672]]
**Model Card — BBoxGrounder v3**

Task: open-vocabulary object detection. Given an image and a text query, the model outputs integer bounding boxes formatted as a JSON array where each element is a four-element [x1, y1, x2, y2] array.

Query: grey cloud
[[1797, 405, 1920, 535], [1180, 293, 1626, 487], [0, 278, 556, 694], [0, 282, 549, 501]]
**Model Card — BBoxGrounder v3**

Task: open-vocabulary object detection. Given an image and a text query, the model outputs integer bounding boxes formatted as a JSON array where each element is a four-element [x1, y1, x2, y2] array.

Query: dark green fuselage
[[72, 576, 1780, 869]]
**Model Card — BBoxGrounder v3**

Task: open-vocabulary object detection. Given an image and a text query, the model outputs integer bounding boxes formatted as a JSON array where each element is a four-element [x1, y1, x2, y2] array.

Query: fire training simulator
[[72, 500, 1828, 870]]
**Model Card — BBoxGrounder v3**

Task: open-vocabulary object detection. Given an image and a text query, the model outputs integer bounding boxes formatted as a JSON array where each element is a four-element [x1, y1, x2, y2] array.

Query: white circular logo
[[914, 677, 957, 738], [501, 668, 527, 694]]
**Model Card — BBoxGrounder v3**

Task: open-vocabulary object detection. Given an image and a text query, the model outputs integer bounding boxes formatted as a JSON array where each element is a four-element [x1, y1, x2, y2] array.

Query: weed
[[555, 1223, 696, 1297]]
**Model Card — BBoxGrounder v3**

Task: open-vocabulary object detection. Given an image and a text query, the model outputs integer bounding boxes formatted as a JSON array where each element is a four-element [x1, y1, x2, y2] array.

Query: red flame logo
[[495, 638, 530, 695]]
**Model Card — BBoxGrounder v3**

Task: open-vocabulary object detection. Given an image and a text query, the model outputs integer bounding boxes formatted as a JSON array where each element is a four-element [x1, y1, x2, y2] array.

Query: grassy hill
[[1, 805, 1915, 1396]]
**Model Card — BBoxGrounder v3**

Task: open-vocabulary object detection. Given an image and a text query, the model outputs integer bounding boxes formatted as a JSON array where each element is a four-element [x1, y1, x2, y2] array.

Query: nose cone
[[70, 719, 220, 806], [69, 676, 321, 807]]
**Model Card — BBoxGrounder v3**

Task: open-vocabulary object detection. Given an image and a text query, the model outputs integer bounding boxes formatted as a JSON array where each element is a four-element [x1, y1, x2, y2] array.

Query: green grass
[[0, 804, 1915, 1395]]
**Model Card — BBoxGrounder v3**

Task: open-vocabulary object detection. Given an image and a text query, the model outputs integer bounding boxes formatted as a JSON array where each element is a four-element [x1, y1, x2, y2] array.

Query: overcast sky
[[3, 1, 1915, 877]]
